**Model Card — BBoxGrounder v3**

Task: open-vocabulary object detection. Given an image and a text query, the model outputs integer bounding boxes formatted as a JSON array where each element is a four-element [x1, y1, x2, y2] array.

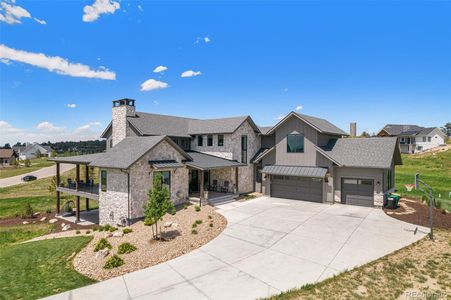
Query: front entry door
[[189, 170, 199, 193]]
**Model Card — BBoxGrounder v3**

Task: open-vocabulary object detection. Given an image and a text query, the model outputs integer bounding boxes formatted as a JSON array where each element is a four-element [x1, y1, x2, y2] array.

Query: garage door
[[271, 175, 323, 202], [341, 178, 374, 207]]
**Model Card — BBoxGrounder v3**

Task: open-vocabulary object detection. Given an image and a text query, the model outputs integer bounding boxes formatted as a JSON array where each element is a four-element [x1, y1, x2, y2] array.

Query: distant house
[[13, 143, 53, 160], [377, 124, 445, 154], [0, 149, 18, 166]]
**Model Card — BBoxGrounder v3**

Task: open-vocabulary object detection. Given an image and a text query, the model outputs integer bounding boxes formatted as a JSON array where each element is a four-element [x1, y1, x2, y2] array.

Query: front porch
[[56, 209, 99, 226]]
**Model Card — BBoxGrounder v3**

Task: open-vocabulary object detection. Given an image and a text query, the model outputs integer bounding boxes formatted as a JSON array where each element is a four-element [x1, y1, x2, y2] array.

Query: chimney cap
[[113, 98, 135, 107]]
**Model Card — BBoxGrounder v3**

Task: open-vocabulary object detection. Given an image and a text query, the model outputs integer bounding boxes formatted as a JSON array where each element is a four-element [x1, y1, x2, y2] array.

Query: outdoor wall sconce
[[376, 181, 381, 185]]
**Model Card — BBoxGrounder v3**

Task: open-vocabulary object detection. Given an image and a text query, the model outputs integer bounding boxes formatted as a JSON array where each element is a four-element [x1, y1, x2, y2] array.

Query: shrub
[[192, 223, 197, 228], [435, 199, 442, 210], [86, 230, 91, 234], [118, 242, 137, 254], [123, 228, 133, 234], [21, 202, 34, 219], [103, 255, 124, 269], [109, 227, 118, 232], [194, 205, 201, 212], [76, 230, 81, 234], [183, 203, 189, 210], [209, 223, 213, 228], [46, 208, 52, 214], [191, 229, 198, 235], [195, 219, 202, 225], [208, 215, 212, 220], [94, 238, 112, 252], [24, 159, 31, 167]]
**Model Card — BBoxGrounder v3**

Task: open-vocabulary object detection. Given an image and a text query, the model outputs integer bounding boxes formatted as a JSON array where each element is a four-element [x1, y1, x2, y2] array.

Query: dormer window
[[197, 135, 203, 147], [287, 134, 304, 153]]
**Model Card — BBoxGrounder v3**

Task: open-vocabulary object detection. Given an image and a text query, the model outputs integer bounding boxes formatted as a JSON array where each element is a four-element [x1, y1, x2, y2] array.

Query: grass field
[[269, 230, 450, 300], [0, 158, 54, 179], [0, 223, 55, 249], [0, 236, 95, 300], [395, 149, 451, 211]]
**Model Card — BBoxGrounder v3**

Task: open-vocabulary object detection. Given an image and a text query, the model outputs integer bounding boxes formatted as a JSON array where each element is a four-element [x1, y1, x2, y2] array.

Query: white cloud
[[295, 105, 303, 111], [0, 1, 46, 25], [66, 103, 77, 108], [36, 121, 65, 133], [153, 100, 159, 105], [274, 114, 286, 121], [195, 36, 211, 44], [0, 44, 116, 80], [140, 79, 169, 91], [153, 65, 167, 73], [33, 17, 46, 25], [0, 58, 12, 65], [181, 70, 201, 78], [204, 37, 210, 43], [137, 4, 143, 11], [82, 0, 120, 22], [0, 120, 103, 144]]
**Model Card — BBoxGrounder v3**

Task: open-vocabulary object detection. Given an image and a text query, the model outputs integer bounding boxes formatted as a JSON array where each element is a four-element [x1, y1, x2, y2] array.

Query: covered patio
[[50, 153, 104, 223], [185, 151, 246, 205]]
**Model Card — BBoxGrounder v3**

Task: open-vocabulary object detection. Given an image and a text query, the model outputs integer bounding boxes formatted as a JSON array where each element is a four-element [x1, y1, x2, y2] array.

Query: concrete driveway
[[0, 163, 74, 188], [45, 197, 427, 300]]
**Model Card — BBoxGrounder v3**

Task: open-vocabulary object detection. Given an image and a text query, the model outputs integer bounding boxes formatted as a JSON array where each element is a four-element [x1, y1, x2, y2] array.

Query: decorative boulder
[[171, 222, 179, 228], [40, 217, 47, 222], [22, 221, 29, 225], [62, 224, 71, 231], [164, 221, 172, 228], [49, 219, 58, 224], [33, 212, 40, 217], [96, 248, 110, 258], [112, 231, 124, 238]]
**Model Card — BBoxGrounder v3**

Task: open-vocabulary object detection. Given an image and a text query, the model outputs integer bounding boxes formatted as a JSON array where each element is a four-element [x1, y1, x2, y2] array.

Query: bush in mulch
[[103, 255, 124, 269], [21, 202, 34, 219], [122, 228, 133, 234], [118, 242, 137, 254], [94, 238, 112, 252]]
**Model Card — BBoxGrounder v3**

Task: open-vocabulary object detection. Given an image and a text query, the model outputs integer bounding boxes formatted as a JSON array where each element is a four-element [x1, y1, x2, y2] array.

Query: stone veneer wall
[[210, 168, 236, 192], [191, 121, 260, 193], [112, 105, 135, 147], [99, 169, 129, 225]]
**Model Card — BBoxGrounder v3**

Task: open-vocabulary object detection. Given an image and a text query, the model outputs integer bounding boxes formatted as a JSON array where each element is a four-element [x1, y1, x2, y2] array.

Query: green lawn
[[0, 237, 95, 300], [0, 223, 55, 249], [395, 149, 451, 210], [0, 158, 54, 179]]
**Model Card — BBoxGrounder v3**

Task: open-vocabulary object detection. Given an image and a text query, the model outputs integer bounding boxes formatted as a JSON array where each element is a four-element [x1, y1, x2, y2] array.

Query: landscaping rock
[[49, 219, 58, 224], [104, 232, 113, 238], [62, 224, 71, 231], [22, 221, 29, 225], [40, 217, 47, 222], [112, 231, 124, 238], [61, 223, 65, 228], [96, 248, 110, 258], [164, 221, 172, 228], [172, 222, 179, 228], [33, 212, 40, 217]]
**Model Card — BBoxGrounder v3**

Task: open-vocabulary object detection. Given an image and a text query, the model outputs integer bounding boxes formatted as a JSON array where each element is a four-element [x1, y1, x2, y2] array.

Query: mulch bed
[[384, 198, 450, 229], [0, 212, 95, 232]]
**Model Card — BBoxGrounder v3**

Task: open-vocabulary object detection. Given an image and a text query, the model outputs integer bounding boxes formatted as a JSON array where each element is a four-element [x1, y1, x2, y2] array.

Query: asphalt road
[[0, 164, 75, 188]]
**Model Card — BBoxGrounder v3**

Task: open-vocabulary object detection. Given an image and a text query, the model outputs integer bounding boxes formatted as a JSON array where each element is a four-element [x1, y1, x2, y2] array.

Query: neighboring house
[[13, 143, 53, 160], [52, 99, 401, 225], [0, 149, 18, 166], [377, 124, 445, 154]]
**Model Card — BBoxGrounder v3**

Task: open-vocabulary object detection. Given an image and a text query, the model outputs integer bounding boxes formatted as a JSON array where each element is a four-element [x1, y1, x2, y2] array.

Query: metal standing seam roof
[[149, 160, 185, 169], [262, 165, 328, 178], [185, 151, 246, 170], [250, 147, 275, 163]]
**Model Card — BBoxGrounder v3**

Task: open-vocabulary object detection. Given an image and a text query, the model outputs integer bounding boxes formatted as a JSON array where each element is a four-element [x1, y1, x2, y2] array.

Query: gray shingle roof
[[185, 151, 246, 170], [262, 165, 327, 178], [188, 116, 252, 135], [258, 126, 273, 135], [149, 160, 185, 169], [50, 153, 105, 164], [321, 137, 400, 169], [380, 124, 423, 136], [295, 112, 348, 135], [90, 136, 189, 169], [127, 112, 194, 137]]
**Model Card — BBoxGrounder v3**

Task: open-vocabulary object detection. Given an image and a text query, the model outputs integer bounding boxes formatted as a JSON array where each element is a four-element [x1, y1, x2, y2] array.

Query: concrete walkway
[[44, 197, 427, 300], [0, 163, 74, 188]]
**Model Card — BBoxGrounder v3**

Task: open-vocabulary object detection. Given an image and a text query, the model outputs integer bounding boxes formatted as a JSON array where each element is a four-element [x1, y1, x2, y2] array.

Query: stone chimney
[[350, 122, 357, 137], [112, 99, 136, 147]]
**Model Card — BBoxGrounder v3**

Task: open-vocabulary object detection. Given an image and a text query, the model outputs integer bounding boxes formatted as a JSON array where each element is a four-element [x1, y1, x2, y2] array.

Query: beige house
[[0, 149, 18, 166], [52, 99, 401, 225]]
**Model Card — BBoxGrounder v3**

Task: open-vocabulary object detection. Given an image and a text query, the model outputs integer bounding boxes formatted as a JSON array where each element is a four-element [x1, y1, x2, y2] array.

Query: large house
[[52, 99, 401, 225], [377, 124, 445, 154], [13, 143, 53, 160], [0, 149, 18, 166]]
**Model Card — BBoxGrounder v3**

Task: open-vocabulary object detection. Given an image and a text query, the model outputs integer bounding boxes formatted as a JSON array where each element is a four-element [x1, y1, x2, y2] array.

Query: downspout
[[121, 169, 131, 225]]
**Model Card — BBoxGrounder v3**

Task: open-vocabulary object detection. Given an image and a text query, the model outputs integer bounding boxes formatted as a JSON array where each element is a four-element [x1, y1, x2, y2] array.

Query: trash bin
[[385, 193, 400, 209]]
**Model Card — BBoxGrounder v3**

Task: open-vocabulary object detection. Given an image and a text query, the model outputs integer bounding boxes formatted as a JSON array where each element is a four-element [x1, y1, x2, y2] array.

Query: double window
[[218, 135, 224, 147], [156, 171, 171, 191], [287, 134, 304, 153], [207, 135, 213, 146], [241, 135, 248, 163], [100, 170, 107, 192], [197, 135, 203, 147]]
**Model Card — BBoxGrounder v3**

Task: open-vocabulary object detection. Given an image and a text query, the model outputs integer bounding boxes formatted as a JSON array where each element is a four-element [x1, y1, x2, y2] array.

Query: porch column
[[56, 162, 61, 214], [76, 196, 80, 222], [235, 167, 239, 194], [200, 170, 205, 205], [76, 164, 80, 191], [85, 165, 89, 211]]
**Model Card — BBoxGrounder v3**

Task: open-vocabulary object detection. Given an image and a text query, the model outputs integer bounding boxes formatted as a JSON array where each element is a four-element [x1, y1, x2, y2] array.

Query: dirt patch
[[0, 212, 95, 232], [384, 198, 450, 229], [73, 205, 226, 281]]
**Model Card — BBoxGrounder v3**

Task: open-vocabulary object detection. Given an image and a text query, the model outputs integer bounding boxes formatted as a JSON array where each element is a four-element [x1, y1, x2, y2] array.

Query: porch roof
[[262, 165, 328, 178], [49, 153, 105, 165], [185, 151, 246, 171], [149, 160, 185, 169]]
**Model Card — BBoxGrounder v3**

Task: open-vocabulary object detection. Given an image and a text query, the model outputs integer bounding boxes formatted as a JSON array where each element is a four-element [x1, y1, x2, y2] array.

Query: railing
[[58, 182, 99, 196]]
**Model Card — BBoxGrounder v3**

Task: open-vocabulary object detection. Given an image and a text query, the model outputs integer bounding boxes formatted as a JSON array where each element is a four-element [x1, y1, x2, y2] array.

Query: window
[[218, 135, 224, 147], [423, 137, 426, 142], [156, 171, 171, 191], [241, 135, 248, 163], [100, 170, 107, 192], [287, 134, 304, 153], [428, 137, 431, 142], [207, 135, 213, 146], [109, 139, 113, 148], [197, 135, 203, 147]]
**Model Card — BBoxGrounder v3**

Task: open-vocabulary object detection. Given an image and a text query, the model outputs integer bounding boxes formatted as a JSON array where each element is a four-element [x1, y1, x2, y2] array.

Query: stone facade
[[112, 105, 135, 147], [99, 169, 129, 225]]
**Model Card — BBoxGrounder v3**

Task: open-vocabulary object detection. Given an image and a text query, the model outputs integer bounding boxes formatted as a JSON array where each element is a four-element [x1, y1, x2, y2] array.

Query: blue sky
[[1, 0, 450, 144]]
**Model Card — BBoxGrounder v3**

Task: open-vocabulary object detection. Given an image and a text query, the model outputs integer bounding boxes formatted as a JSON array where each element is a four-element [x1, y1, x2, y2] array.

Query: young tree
[[35, 149, 42, 158], [24, 159, 31, 167], [143, 173, 175, 240]]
